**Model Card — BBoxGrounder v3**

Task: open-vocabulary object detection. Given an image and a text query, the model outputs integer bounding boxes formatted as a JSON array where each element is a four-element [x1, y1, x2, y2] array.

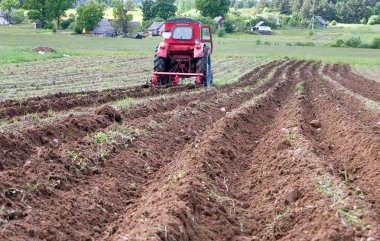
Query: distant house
[[92, 18, 117, 37], [147, 22, 164, 36], [32, 21, 43, 29], [315, 16, 328, 28], [256, 26, 272, 35], [214, 16, 224, 28], [252, 21, 267, 31], [0, 11, 11, 25]]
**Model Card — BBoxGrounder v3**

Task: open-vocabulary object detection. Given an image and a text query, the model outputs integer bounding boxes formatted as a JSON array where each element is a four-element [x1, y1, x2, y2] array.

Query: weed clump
[[294, 42, 315, 47]]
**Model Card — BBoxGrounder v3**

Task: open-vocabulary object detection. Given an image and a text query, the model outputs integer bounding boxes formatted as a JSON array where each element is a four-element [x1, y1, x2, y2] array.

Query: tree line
[[255, 0, 380, 24], [1, 0, 379, 35]]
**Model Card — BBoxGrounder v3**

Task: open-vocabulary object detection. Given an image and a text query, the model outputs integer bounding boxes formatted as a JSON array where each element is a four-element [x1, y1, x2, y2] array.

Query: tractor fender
[[194, 43, 206, 58], [157, 42, 169, 58]]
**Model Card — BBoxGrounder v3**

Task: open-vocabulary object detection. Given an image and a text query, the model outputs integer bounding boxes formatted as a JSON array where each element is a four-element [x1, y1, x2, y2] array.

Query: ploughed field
[[1, 59, 380, 241]]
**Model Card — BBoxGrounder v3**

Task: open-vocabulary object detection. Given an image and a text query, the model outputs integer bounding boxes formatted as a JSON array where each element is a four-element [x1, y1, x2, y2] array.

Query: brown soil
[[1, 60, 380, 241], [0, 85, 197, 120], [323, 64, 380, 102]]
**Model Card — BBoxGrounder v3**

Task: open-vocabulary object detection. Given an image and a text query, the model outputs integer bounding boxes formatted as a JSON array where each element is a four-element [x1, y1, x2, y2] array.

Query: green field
[[0, 23, 379, 99], [1, 24, 379, 66]]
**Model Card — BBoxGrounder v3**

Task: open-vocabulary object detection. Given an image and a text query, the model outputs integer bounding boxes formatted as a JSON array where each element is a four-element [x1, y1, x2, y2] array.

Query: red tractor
[[150, 18, 214, 87]]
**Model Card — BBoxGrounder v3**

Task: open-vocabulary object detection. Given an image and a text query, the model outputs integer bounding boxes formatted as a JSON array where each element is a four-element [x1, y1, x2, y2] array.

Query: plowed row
[[1, 60, 380, 241]]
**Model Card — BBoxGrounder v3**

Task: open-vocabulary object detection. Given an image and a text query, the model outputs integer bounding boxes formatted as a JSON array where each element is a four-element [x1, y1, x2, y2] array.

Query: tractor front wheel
[[154, 49, 169, 85]]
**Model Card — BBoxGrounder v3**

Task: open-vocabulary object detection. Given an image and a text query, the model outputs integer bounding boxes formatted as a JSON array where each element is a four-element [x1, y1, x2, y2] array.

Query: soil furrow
[[0, 60, 293, 240], [107, 61, 305, 240], [3, 59, 377, 241], [0, 61, 282, 121], [0, 61, 287, 172], [323, 64, 380, 102], [306, 62, 380, 213]]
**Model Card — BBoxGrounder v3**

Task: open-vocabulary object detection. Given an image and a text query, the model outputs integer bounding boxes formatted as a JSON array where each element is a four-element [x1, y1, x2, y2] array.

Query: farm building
[[32, 21, 43, 29], [256, 26, 272, 35], [147, 22, 164, 36], [214, 16, 224, 28], [92, 18, 117, 37], [0, 11, 11, 25], [252, 21, 267, 31], [316, 16, 328, 28]]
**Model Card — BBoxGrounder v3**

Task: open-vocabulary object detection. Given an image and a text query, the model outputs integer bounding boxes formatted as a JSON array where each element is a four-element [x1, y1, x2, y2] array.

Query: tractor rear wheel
[[195, 46, 210, 86], [154, 48, 169, 85]]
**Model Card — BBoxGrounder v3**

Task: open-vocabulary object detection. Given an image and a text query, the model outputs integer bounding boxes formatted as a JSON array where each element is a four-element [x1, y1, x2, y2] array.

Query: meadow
[[1, 24, 380, 66]]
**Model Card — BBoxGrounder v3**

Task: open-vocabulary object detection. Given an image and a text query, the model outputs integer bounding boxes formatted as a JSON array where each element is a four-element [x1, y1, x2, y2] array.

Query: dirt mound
[[95, 105, 122, 123], [32, 47, 56, 53]]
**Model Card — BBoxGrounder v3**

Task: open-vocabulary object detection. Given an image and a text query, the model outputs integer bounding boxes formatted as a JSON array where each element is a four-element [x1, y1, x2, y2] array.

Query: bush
[[372, 37, 380, 49], [345, 37, 361, 48], [224, 21, 234, 33], [43, 22, 54, 29], [9, 10, 25, 24], [358, 43, 372, 48], [256, 40, 261, 45], [330, 20, 337, 26], [330, 39, 345, 47], [264, 41, 270, 45], [194, 16, 218, 32], [294, 42, 315, 47], [367, 15, 380, 25], [61, 18, 74, 30], [72, 23, 82, 34], [217, 28, 226, 37], [300, 19, 309, 27], [68, 21, 75, 30], [360, 18, 367, 24], [286, 43, 292, 46], [287, 18, 299, 27]]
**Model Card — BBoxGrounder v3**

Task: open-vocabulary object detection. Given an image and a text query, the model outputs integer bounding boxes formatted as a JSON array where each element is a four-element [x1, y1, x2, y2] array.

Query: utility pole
[[308, 0, 316, 30]]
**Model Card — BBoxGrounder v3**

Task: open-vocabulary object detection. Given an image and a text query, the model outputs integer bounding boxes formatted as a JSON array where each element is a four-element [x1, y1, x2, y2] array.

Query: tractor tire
[[154, 48, 169, 85], [195, 46, 209, 86]]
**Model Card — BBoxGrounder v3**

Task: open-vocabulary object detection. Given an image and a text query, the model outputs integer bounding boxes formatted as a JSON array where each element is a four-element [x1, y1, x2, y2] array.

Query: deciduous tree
[[23, 0, 74, 28], [141, 0, 154, 20], [195, 0, 230, 18], [113, 0, 133, 37], [0, 0, 19, 12], [76, 1, 104, 30], [152, 0, 176, 20]]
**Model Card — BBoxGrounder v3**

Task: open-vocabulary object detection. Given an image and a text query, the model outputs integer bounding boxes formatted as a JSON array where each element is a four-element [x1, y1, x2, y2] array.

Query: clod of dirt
[[32, 47, 56, 53], [310, 119, 322, 128], [23, 160, 32, 168], [284, 188, 301, 205], [240, 202, 250, 209], [95, 105, 122, 123]]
